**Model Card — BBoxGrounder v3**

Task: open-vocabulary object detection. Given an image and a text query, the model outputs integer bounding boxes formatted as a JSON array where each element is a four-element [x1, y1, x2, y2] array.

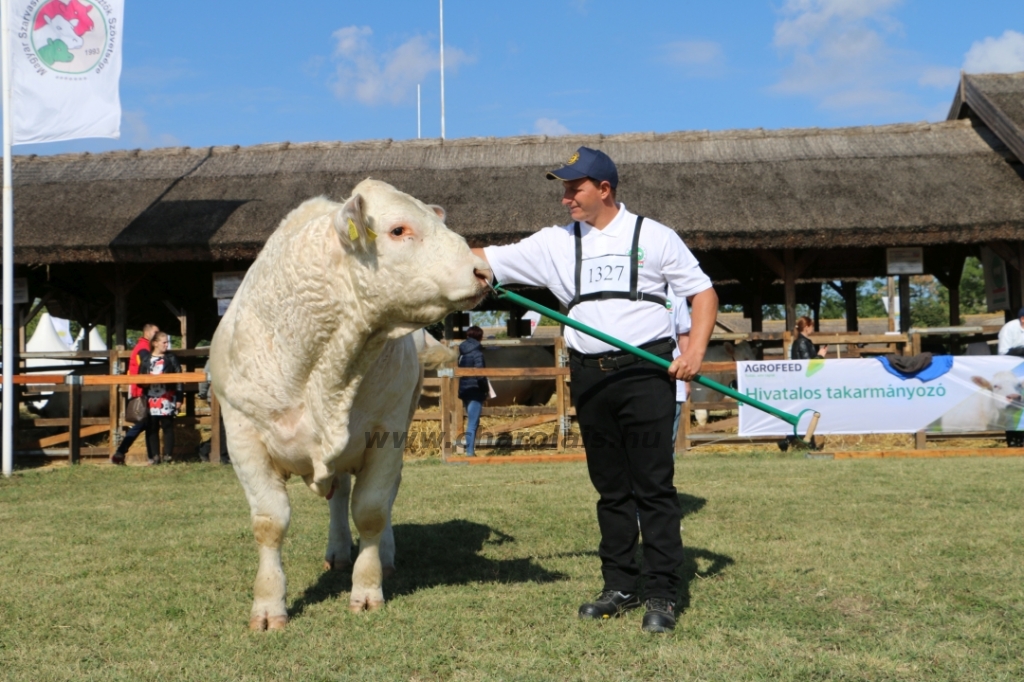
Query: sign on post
[[213, 272, 246, 317], [886, 247, 923, 275], [980, 246, 1010, 312], [0, 277, 28, 305]]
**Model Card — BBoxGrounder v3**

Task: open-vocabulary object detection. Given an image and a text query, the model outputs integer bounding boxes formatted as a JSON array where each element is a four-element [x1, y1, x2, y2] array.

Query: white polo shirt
[[485, 203, 712, 355], [998, 318, 1024, 354], [671, 296, 692, 402]]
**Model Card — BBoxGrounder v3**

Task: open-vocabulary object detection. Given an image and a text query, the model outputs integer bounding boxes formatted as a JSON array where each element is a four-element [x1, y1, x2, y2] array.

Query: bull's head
[[333, 179, 491, 337]]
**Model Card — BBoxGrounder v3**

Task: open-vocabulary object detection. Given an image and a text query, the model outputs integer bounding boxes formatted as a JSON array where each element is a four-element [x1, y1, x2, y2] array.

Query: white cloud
[[122, 111, 180, 149], [662, 40, 725, 77], [330, 26, 473, 106], [534, 118, 571, 136], [963, 30, 1024, 74], [770, 0, 955, 117]]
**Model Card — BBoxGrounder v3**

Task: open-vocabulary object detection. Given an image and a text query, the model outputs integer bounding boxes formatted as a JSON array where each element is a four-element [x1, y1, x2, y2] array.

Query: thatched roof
[[950, 71, 1024, 165], [6, 110, 1024, 264]]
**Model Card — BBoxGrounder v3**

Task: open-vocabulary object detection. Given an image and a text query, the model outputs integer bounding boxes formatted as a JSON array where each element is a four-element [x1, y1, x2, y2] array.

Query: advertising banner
[[737, 357, 1024, 436]]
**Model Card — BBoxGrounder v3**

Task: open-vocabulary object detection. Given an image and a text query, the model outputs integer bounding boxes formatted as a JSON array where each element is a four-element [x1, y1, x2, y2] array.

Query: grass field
[[2, 453, 1024, 681]]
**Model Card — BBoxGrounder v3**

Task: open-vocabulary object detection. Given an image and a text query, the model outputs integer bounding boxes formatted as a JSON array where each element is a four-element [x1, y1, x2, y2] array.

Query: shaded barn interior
[[4, 71, 1024, 347]]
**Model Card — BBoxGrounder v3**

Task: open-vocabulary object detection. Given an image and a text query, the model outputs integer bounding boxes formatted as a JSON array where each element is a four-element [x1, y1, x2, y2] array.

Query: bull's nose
[[474, 266, 493, 288]]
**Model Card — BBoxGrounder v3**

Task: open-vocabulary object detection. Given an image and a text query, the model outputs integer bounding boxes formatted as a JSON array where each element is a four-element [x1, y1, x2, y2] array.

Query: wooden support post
[[453, 386, 465, 451], [887, 276, 896, 333], [1019, 242, 1024, 315], [911, 333, 922, 356], [898, 275, 911, 334], [439, 374, 452, 460], [210, 391, 222, 465], [108, 348, 120, 458], [915, 430, 926, 450], [842, 281, 859, 332], [784, 248, 796, 331], [68, 375, 83, 464], [555, 337, 567, 453], [679, 396, 691, 454], [782, 330, 793, 360]]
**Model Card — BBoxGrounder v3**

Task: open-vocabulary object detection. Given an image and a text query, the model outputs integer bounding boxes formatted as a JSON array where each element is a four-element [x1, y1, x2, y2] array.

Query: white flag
[[8, 0, 123, 144]]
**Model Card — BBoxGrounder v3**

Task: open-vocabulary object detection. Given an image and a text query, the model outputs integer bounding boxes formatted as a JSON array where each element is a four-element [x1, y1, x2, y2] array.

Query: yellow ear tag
[[365, 227, 377, 241], [347, 219, 359, 241]]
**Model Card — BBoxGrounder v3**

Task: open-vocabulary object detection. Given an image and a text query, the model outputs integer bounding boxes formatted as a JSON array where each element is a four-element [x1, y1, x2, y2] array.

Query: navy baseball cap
[[546, 146, 619, 189], [1018, 306, 1024, 318]]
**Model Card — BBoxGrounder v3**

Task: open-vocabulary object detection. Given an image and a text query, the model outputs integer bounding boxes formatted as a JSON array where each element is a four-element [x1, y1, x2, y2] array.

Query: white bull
[[210, 179, 490, 630]]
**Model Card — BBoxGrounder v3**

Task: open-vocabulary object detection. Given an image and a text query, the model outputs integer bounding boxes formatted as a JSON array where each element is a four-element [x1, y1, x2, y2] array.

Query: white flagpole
[[439, 0, 445, 140], [417, 84, 421, 139], [1, 0, 14, 478]]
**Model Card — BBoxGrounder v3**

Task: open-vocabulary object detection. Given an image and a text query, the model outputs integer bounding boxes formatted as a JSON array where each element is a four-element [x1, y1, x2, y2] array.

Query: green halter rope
[[490, 283, 820, 441]]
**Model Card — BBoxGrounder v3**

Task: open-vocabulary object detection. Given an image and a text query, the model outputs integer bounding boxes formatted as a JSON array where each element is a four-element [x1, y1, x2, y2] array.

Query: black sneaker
[[641, 598, 676, 633], [578, 590, 641, 620]]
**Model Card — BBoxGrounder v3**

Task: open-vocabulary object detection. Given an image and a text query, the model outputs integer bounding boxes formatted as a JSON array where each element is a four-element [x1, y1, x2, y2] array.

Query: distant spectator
[[138, 332, 183, 464], [791, 316, 828, 360], [110, 323, 159, 465], [458, 326, 488, 456], [997, 307, 1024, 447]]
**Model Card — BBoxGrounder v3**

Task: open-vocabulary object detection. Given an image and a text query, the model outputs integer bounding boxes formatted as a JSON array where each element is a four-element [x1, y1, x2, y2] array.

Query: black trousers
[[569, 350, 683, 601], [145, 415, 175, 461]]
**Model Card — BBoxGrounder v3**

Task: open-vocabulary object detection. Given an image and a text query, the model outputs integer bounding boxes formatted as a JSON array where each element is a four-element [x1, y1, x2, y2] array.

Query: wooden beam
[[899, 275, 911, 334], [784, 248, 796, 331], [842, 281, 859, 332], [756, 250, 785, 280], [793, 249, 819, 279]]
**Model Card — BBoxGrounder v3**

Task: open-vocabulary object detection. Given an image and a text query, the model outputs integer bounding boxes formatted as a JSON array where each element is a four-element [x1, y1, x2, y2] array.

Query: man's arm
[[668, 287, 717, 381]]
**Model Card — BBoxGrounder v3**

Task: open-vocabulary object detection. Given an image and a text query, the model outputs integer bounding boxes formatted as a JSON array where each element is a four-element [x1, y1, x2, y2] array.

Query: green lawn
[[1, 454, 1023, 681]]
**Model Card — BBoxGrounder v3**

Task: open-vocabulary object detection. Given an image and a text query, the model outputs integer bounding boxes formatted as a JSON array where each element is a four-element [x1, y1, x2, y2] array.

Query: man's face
[[561, 178, 608, 224]]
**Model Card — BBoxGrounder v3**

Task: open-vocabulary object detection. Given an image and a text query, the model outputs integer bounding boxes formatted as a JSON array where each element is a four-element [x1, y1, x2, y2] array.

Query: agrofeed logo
[[20, 0, 112, 73]]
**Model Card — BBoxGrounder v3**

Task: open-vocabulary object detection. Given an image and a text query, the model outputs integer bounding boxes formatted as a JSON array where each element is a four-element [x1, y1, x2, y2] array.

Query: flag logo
[[26, 0, 109, 73]]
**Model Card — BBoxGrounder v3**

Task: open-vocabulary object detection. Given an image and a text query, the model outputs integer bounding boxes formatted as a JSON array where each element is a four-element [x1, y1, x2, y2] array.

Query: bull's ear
[[429, 204, 446, 222], [972, 376, 992, 390], [334, 193, 377, 251]]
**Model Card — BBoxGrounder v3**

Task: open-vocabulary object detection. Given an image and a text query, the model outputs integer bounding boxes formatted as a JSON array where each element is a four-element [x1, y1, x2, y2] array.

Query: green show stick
[[490, 283, 820, 441]]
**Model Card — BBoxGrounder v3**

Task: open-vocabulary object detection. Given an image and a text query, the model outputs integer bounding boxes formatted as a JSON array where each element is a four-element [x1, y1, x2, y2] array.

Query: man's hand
[[668, 348, 703, 381]]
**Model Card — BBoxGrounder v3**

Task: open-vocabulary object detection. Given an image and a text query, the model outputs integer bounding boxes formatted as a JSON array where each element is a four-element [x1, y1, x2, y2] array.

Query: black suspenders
[[569, 215, 669, 311]]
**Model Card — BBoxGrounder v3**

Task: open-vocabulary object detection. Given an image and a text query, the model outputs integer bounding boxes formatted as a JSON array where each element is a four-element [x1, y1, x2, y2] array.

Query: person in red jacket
[[110, 323, 159, 465]]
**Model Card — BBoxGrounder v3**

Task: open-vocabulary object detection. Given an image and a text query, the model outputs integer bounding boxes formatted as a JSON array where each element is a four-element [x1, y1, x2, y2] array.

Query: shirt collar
[[582, 203, 630, 238]]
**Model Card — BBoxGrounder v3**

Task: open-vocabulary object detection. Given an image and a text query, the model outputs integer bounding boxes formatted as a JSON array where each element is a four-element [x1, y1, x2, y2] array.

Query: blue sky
[[10, 0, 1024, 156]]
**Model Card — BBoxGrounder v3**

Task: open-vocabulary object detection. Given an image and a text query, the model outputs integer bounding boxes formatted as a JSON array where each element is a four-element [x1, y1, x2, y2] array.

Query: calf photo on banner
[[737, 357, 1024, 436], [8, 0, 123, 144]]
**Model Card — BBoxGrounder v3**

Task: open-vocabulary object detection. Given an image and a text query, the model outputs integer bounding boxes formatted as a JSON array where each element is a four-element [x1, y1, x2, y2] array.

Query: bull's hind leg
[[325, 473, 353, 570], [224, 407, 291, 631], [348, 448, 403, 612]]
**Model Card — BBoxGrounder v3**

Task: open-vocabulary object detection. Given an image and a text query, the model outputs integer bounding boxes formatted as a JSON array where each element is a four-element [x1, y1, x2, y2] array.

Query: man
[[110, 323, 159, 465], [472, 146, 717, 633], [997, 308, 1024, 447]]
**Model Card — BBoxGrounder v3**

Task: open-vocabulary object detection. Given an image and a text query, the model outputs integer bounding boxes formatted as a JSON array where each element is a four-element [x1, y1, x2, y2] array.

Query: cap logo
[[566, 151, 580, 165]]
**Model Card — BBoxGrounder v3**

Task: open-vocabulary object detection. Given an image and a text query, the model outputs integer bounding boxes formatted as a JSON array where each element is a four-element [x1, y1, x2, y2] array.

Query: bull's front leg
[[348, 449, 403, 612], [324, 473, 353, 570], [226, 410, 292, 631]]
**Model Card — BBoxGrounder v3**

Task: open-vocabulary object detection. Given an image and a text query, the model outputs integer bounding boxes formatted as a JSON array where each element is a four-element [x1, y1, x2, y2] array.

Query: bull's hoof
[[349, 596, 385, 613], [249, 612, 289, 631], [324, 557, 353, 572]]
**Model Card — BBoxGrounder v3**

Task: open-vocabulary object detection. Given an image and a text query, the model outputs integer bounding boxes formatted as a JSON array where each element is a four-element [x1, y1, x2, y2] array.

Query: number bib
[[579, 253, 631, 296]]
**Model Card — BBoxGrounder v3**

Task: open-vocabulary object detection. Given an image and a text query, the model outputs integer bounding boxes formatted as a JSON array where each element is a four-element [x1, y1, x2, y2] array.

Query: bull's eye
[[391, 226, 405, 237]]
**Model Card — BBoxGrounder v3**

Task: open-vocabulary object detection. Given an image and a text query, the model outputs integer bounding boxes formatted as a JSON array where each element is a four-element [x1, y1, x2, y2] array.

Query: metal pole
[[417, 84, 421, 139], [2, 0, 15, 477], [439, 0, 445, 140]]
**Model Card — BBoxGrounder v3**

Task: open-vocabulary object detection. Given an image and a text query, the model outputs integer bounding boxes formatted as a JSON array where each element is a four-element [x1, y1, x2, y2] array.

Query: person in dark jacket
[[790, 315, 828, 360], [138, 331, 184, 464], [458, 326, 488, 456]]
